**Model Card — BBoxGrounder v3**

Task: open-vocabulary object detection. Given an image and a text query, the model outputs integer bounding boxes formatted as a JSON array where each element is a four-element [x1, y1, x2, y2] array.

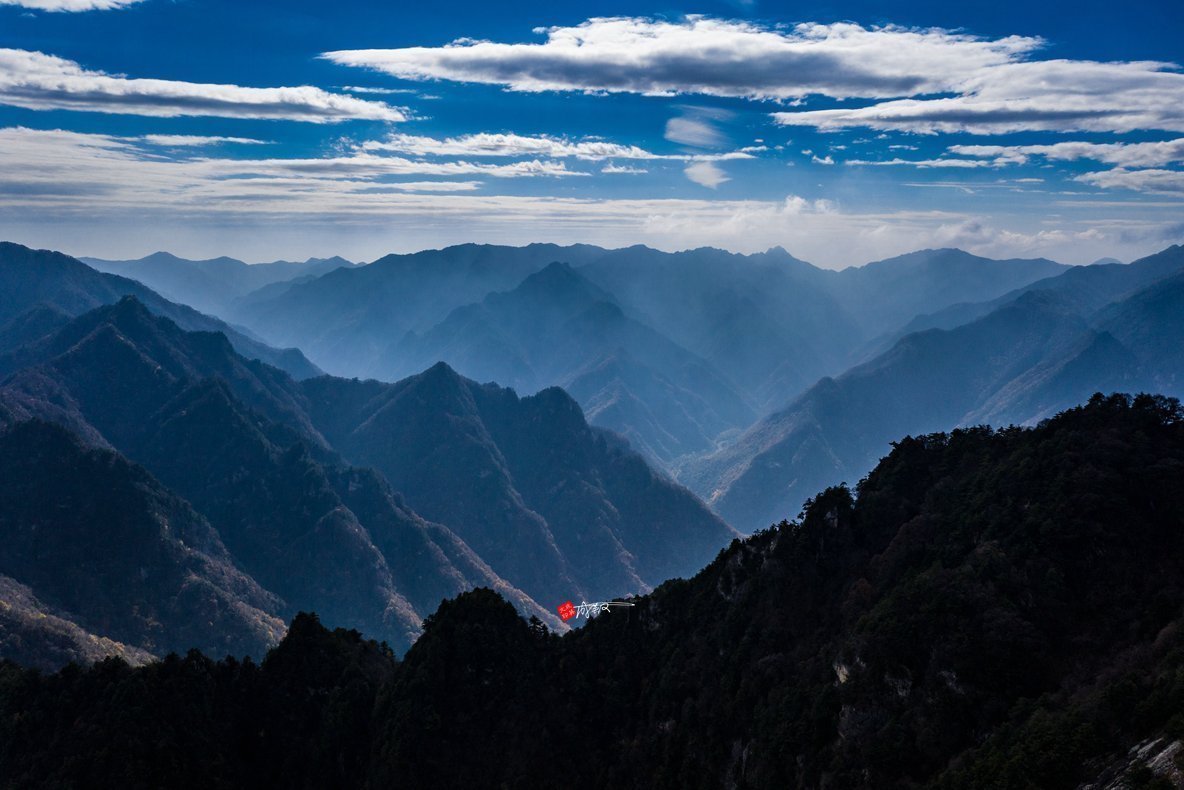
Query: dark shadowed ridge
[[0, 419, 285, 660], [0, 294, 734, 662], [300, 359, 737, 606], [0, 298, 560, 656], [0, 241, 320, 379]]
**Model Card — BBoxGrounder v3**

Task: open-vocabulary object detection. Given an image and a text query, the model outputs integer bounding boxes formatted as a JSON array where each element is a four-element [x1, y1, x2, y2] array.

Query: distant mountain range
[[62, 239, 1183, 531], [228, 244, 1065, 408], [107, 242, 1067, 472], [0, 243, 733, 664], [0, 242, 319, 379], [579, 245, 1067, 411], [81, 251, 358, 319], [384, 261, 756, 464], [2, 237, 1181, 669], [226, 243, 609, 377], [682, 245, 1184, 532]]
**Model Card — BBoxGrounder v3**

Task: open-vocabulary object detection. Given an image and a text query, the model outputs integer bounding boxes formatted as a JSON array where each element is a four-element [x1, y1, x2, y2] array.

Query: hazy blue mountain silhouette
[[577, 245, 856, 411], [865, 244, 1183, 358], [681, 246, 1184, 532], [0, 242, 319, 379], [233, 243, 609, 377], [222, 242, 1065, 471], [386, 261, 755, 465], [824, 247, 1066, 340], [579, 246, 1065, 411], [82, 251, 356, 317]]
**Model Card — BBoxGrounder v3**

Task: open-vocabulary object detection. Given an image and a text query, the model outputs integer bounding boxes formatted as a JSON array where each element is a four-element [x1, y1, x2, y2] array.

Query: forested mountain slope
[[2, 394, 1181, 789]]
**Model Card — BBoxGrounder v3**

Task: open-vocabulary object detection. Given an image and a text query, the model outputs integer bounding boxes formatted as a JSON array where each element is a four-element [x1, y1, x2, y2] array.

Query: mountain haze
[[0, 264, 735, 661], [683, 246, 1184, 532], [385, 261, 755, 465], [82, 251, 357, 317], [231, 243, 610, 377], [219, 242, 1067, 473], [0, 242, 319, 379]]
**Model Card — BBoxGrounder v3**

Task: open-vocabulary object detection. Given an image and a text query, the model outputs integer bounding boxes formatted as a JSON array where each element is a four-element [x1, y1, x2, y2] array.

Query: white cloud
[[0, 0, 144, 10], [0, 48, 405, 122], [684, 161, 728, 188], [943, 140, 1184, 196], [361, 131, 757, 164], [338, 85, 421, 95], [4, 126, 1179, 268], [321, 16, 1184, 135], [780, 195, 837, 214], [602, 163, 647, 174], [140, 135, 271, 146], [846, 157, 994, 168], [811, 154, 834, 165], [0, 128, 581, 219], [380, 180, 483, 192], [949, 139, 1184, 168], [665, 115, 725, 148], [322, 17, 1039, 100], [363, 132, 658, 160], [1075, 168, 1184, 195], [773, 59, 1184, 134], [209, 153, 583, 180]]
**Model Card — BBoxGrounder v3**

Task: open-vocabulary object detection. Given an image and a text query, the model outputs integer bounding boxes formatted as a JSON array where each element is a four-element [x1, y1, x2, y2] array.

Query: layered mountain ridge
[[0, 244, 734, 662], [0, 242, 319, 379], [178, 242, 1069, 474], [683, 245, 1184, 531], [2, 237, 1182, 672], [81, 250, 358, 318]]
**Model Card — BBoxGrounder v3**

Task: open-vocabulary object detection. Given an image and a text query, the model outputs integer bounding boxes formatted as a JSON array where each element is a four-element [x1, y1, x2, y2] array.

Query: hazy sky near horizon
[[0, 0, 1181, 267]]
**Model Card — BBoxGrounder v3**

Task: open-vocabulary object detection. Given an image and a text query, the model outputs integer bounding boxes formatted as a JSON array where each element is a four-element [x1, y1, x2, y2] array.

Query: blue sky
[[0, 0, 1181, 267]]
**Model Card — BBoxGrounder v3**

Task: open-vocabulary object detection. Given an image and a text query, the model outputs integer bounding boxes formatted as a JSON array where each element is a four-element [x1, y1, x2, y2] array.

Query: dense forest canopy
[[2, 393, 1183, 788]]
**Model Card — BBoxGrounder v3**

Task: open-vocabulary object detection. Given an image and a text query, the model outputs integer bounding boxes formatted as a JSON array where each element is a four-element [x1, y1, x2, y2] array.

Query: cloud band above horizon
[[0, 48, 405, 122], [322, 16, 1184, 135]]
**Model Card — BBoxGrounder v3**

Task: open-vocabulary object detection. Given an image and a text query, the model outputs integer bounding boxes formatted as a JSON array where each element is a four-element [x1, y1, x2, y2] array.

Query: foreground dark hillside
[[2, 394, 1182, 788]]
